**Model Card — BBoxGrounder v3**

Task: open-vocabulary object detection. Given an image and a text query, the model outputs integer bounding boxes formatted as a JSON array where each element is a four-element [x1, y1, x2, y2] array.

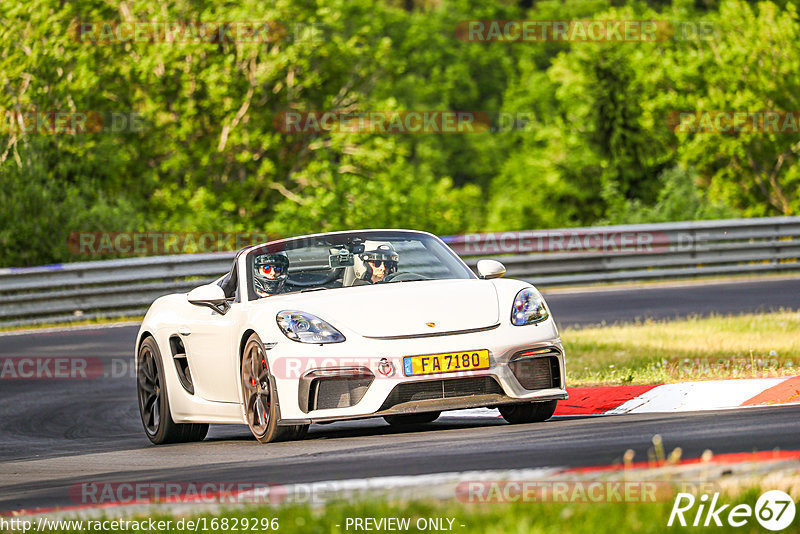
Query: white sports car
[[135, 229, 567, 444]]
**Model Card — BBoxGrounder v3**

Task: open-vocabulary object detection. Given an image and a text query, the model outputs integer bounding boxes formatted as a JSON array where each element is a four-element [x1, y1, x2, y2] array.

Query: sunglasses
[[258, 265, 285, 275], [367, 260, 395, 267]]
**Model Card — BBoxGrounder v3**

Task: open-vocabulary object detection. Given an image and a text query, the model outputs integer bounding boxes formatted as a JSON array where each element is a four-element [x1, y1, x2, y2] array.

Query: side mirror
[[187, 284, 230, 314], [476, 259, 506, 280]]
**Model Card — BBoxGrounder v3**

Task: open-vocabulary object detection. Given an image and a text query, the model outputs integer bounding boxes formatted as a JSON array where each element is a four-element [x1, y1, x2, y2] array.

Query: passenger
[[353, 243, 398, 284], [253, 252, 289, 297]]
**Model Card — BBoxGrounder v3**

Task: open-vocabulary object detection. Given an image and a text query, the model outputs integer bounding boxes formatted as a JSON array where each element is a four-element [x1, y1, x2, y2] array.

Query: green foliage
[[4, 0, 799, 267], [604, 164, 737, 224], [668, 0, 800, 216]]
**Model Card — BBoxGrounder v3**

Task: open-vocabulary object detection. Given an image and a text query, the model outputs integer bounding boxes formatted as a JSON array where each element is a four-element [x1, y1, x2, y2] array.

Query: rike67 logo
[[668, 490, 796, 531]]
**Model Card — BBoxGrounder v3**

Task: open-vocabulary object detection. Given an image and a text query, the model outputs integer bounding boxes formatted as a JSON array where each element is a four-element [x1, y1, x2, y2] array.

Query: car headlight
[[276, 311, 345, 343], [511, 288, 549, 326]]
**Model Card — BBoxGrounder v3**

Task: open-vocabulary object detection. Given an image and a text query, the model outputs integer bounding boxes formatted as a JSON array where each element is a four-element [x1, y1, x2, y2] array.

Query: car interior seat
[[342, 266, 357, 287]]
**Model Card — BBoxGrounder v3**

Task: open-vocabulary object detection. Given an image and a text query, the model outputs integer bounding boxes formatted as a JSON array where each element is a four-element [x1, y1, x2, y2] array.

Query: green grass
[[563, 311, 800, 386], [25, 486, 796, 533]]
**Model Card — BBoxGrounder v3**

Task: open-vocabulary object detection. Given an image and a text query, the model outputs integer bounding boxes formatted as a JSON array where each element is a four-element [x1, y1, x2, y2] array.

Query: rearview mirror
[[476, 259, 506, 280], [187, 283, 230, 314], [329, 249, 354, 268]]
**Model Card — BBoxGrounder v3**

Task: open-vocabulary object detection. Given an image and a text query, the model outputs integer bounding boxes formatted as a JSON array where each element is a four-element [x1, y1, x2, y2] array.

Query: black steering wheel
[[286, 269, 342, 287]]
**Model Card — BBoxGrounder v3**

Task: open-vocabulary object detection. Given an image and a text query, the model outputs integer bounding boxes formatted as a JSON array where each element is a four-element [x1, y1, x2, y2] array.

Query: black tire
[[241, 333, 308, 443], [137, 337, 209, 445], [384, 411, 441, 426], [499, 400, 558, 424]]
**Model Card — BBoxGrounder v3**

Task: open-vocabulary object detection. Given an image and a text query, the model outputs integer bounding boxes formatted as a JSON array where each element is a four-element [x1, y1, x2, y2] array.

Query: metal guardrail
[[0, 253, 234, 327], [1, 217, 798, 327], [446, 216, 800, 285]]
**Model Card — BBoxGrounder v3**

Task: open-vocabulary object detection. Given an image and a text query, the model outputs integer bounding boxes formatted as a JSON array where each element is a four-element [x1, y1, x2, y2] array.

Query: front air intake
[[508, 348, 561, 390], [378, 376, 503, 411], [169, 336, 194, 394], [309, 377, 373, 411], [299, 367, 374, 412]]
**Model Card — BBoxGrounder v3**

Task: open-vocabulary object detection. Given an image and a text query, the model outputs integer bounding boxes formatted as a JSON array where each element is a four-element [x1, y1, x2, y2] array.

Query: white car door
[[179, 302, 243, 404]]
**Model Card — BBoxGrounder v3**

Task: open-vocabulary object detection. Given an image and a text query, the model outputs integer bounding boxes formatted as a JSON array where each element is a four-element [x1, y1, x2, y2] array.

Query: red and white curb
[[439, 375, 800, 419], [608, 376, 800, 414], [580, 375, 800, 415]]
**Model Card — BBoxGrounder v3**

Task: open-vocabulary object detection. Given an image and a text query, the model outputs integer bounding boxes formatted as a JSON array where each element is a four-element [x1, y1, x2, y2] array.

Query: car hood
[[264, 279, 500, 338]]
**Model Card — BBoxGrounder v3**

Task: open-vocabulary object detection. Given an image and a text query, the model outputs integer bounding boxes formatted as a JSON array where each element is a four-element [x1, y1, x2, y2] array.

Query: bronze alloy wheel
[[241, 333, 308, 443]]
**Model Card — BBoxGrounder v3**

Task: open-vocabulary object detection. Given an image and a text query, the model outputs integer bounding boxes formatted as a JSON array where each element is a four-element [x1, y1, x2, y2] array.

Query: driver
[[353, 242, 398, 284], [254, 251, 289, 297]]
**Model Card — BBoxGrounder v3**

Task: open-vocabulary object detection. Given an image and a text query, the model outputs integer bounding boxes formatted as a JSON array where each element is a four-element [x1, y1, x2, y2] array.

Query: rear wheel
[[241, 333, 308, 443], [384, 411, 441, 426], [499, 400, 557, 424], [137, 337, 208, 444]]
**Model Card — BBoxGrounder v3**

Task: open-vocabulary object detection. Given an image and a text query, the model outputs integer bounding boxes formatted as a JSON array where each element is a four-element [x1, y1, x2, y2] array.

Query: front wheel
[[241, 333, 308, 443], [137, 337, 208, 444], [499, 400, 557, 424]]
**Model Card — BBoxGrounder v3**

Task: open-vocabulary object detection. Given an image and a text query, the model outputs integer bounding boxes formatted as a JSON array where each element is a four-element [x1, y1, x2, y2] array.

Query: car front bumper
[[269, 319, 568, 425]]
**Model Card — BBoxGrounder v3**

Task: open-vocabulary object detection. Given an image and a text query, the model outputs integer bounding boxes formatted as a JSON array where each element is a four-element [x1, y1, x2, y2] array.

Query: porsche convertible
[[135, 229, 567, 444]]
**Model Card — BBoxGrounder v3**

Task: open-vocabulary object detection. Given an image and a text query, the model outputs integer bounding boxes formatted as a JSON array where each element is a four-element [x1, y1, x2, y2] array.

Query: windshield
[[245, 231, 475, 300]]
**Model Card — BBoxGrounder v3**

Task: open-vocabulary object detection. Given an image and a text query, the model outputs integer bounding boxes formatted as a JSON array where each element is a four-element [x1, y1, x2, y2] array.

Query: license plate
[[402, 350, 490, 376]]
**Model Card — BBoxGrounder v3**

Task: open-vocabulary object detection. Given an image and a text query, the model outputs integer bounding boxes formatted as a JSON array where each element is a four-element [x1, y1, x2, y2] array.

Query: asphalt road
[[544, 275, 800, 327], [0, 277, 798, 513]]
